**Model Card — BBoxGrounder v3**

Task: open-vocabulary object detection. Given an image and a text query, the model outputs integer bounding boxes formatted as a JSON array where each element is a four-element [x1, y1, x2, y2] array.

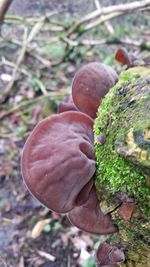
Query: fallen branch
[[54, 35, 150, 51], [67, 0, 150, 37], [4, 11, 58, 25], [85, 6, 150, 31], [94, 0, 114, 35], [84, 11, 122, 31]]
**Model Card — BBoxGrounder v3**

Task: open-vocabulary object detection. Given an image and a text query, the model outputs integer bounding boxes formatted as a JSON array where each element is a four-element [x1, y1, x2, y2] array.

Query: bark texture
[[94, 66, 150, 267]]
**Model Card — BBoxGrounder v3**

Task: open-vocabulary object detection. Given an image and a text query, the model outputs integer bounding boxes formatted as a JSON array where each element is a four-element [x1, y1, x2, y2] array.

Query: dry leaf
[[31, 219, 51, 239]]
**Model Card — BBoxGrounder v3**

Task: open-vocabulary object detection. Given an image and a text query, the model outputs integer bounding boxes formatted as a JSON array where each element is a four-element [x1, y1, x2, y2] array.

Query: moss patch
[[94, 67, 150, 218]]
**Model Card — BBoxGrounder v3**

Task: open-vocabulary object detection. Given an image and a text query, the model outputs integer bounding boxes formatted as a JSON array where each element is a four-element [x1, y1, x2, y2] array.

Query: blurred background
[[0, 0, 150, 266]]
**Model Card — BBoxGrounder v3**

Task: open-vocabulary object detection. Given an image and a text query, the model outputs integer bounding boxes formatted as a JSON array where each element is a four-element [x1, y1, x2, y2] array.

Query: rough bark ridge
[[94, 66, 150, 267]]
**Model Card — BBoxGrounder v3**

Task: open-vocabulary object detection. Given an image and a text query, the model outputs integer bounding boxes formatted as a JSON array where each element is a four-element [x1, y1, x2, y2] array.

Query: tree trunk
[[94, 66, 150, 267], [0, 0, 13, 22]]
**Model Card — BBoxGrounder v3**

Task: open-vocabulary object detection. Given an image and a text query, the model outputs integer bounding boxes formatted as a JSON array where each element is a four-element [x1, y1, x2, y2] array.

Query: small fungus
[[97, 134, 106, 145], [95, 242, 125, 267], [72, 62, 118, 118], [115, 47, 132, 67]]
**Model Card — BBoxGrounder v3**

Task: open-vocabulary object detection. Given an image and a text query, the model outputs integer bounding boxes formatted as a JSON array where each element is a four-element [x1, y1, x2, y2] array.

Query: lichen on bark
[[94, 67, 150, 266]]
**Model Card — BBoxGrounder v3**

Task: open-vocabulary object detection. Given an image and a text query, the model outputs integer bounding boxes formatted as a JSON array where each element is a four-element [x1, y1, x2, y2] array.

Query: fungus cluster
[[21, 62, 125, 266]]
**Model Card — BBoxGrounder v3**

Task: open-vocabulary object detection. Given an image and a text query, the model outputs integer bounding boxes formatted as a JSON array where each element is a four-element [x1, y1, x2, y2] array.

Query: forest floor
[[0, 0, 150, 267]]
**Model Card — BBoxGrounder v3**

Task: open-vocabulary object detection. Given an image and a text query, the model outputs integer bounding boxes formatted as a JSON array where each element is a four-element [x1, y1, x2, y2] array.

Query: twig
[[4, 19, 64, 32], [37, 250, 56, 262], [40, 25, 64, 32], [85, 11, 122, 31], [1, 27, 28, 102], [94, 0, 114, 35], [4, 11, 65, 32], [100, 0, 150, 15], [1, 36, 52, 67], [4, 11, 58, 24], [1, 57, 30, 76], [33, 78, 48, 96], [32, 36, 59, 44], [27, 21, 44, 43], [0, 91, 67, 120], [1, 57, 51, 95], [62, 36, 150, 49], [85, 6, 150, 31], [29, 52, 52, 67], [1, 19, 53, 101]]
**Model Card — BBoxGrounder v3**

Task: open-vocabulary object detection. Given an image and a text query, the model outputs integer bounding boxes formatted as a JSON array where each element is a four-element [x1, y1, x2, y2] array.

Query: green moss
[[94, 67, 150, 218]]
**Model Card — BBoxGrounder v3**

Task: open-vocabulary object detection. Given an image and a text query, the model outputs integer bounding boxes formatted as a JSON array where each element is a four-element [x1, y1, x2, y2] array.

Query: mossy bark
[[94, 67, 150, 267]]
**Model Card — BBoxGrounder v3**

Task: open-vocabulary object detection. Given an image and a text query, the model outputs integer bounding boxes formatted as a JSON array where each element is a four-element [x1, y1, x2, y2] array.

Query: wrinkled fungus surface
[[21, 111, 96, 213]]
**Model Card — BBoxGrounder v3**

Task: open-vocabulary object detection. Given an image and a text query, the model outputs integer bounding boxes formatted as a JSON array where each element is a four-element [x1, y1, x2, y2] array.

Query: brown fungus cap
[[68, 186, 117, 234], [21, 111, 96, 213], [72, 62, 118, 118], [95, 242, 125, 267], [115, 47, 132, 67]]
